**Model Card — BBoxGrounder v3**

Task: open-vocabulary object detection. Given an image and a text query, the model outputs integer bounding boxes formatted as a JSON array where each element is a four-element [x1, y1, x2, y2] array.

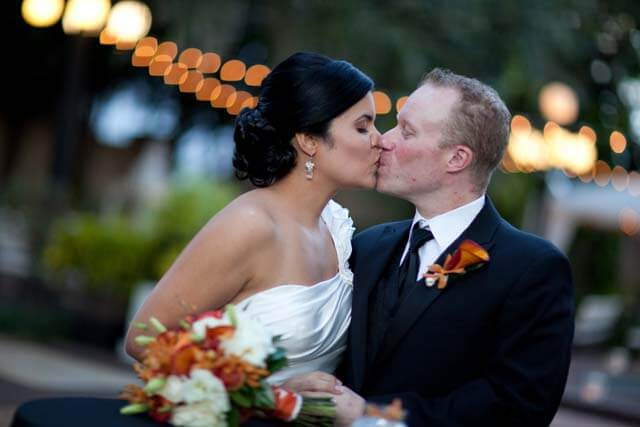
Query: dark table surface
[[11, 397, 287, 427]]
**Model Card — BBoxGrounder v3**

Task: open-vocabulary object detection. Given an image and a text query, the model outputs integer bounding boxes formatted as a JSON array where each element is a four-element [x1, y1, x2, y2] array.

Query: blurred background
[[2, 0, 640, 425]]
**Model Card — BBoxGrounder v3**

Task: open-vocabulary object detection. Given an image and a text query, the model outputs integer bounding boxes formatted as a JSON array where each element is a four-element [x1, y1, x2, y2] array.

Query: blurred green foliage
[[42, 180, 238, 298]]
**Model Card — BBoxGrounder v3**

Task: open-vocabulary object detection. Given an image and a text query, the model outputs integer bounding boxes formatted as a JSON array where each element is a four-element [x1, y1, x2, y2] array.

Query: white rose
[[191, 314, 231, 340], [220, 310, 276, 367], [159, 375, 186, 403], [182, 369, 230, 413], [170, 401, 228, 427]]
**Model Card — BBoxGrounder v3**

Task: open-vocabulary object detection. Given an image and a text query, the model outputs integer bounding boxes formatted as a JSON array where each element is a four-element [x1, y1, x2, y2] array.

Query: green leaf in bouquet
[[254, 382, 275, 409], [267, 347, 287, 373], [227, 407, 241, 427], [225, 304, 238, 328], [230, 387, 255, 408]]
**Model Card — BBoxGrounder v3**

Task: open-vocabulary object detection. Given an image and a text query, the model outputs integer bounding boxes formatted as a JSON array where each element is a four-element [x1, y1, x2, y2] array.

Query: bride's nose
[[370, 129, 382, 149]]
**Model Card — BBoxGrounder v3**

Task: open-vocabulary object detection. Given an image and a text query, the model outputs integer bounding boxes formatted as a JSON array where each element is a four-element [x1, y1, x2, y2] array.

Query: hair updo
[[233, 52, 374, 187]]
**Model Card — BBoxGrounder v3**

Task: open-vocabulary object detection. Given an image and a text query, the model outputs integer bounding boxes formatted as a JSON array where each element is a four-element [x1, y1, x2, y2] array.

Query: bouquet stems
[[294, 397, 335, 427]]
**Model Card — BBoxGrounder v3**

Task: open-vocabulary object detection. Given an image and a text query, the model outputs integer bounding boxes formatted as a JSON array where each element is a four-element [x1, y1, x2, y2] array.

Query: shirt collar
[[411, 195, 486, 251]]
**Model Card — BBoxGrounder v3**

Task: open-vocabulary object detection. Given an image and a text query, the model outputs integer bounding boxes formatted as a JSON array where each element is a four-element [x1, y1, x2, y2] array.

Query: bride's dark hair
[[233, 52, 374, 187]]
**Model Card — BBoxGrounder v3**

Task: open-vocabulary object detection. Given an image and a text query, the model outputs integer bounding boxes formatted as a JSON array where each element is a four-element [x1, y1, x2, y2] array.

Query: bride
[[125, 52, 380, 392]]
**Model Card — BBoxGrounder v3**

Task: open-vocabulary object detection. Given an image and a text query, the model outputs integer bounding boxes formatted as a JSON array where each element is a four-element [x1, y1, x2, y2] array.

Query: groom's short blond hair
[[421, 68, 511, 191]]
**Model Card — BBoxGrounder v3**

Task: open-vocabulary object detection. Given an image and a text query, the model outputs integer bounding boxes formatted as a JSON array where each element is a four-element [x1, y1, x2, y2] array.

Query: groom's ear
[[446, 144, 474, 173], [294, 132, 319, 157]]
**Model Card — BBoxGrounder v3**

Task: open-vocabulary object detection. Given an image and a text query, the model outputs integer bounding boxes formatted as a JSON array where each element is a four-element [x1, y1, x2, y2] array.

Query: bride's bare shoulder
[[202, 190, 277, 248]]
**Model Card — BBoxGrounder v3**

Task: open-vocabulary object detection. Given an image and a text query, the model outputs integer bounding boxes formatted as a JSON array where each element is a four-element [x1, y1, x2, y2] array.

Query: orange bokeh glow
[[164, 63, 189, 85], [396, 96, 408, 113], [197, 53, 221, 74], [373, 91, 392, 115], [609, 131, 627, 154], [619, 208, 640, 236], [245, 65, 271, 87], [220, 60, 246, 81], [211, 84, 236, 108], [179, 71, 204, 93], [179, 48, 203, 69], [579, 126, 597, 144], [227, 91, 252, 115], [593, 160, 611, 187], [148, 55, 173, 76], [510, 115, 532, 136], [195, 78, 221, 102], [155, 41, 178, 61]]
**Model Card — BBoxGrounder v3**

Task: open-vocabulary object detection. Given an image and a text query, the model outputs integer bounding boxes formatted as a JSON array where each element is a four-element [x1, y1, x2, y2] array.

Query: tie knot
[[410, 223, 433, 253]]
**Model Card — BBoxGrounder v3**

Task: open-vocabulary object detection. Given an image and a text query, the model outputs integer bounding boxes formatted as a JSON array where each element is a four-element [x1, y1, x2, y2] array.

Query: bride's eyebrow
[[355, 114, 374, 123]]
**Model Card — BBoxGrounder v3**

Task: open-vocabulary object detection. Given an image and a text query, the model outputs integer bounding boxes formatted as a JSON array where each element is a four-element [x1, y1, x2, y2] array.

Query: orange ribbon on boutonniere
[[424, 240, 490, 289]]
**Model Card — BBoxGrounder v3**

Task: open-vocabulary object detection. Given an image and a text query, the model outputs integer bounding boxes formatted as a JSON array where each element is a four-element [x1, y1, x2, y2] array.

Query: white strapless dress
[[236, 200, 354, 385]]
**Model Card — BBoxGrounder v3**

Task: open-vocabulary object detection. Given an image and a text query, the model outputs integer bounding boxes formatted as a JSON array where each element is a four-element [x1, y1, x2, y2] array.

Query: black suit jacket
[[341, 197, 575, 427]]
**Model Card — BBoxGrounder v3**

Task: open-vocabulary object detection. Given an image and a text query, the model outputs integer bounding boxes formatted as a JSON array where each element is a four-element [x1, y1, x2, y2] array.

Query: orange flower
[[171, 343, 205, 375], [271, 387, 302, 421], [425, 240, 489, 289]]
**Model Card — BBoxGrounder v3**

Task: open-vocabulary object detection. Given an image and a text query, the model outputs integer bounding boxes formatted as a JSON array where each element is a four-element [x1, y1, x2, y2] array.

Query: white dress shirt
[[400, 195, 486, 280]]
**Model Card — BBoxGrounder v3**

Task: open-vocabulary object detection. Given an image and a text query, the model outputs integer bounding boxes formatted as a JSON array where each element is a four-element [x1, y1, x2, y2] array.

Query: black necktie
[[397, 223, 434, 298]]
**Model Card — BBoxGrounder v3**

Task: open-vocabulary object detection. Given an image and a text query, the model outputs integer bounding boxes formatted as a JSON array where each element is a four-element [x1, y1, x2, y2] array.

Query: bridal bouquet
[[120, 306, 334, 426]]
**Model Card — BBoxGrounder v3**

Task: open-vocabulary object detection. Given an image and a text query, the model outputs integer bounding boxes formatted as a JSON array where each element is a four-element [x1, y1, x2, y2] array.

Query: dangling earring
[[304, 156, 315, 180]]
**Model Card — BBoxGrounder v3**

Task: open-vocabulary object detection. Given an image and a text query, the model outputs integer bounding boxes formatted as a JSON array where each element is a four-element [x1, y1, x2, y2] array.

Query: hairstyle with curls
[[233, 52, 374, 187]]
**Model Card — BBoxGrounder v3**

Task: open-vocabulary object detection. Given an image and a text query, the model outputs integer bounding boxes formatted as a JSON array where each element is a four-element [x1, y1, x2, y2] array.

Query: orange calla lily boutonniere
[[424, 240, 490, 289]]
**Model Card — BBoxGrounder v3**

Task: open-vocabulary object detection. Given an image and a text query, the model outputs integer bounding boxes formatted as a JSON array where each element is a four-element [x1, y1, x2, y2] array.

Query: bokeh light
[[244, 65, 270, 87], [240, 96, 259, 110], [155, 41, 178, 61], [99, 29, 117, 45], [538, 82, 579, 125], [211, 84, 236, 108], [148, 55, 172, 76], [179, 48, 203, 69], [373, 91, 392, 115], [611, 166, 629, 191], [220, 60, 246, 81], [226, 91, 252, 115], [579, 126, 597, 144], [195, 78, 221, 102], [62, 0, 111, 35], [511, 115, 532, 136], [593, 160, 612, 187], [104, 1, 151, 43], [396, 96, 408, 113], [131, 37, 157, 67], [619, 208, 640, 236], [179, 71, 204, 93], [609, 131, 627, 154], [22, 0, 65, 28], [164, 63, 188, 85], [197, 53, 221, 74]]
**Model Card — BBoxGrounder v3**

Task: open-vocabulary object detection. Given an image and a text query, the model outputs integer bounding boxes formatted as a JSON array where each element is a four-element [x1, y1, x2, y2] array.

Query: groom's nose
[[379, 131, 396, 151]]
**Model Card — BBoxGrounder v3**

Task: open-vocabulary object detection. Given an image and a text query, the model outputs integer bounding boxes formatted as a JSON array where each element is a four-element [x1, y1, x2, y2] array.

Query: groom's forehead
[[404, 86, 457, 125]]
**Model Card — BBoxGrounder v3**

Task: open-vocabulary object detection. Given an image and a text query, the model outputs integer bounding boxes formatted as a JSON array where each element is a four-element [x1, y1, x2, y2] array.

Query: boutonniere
[[424, 240, 490, 289]]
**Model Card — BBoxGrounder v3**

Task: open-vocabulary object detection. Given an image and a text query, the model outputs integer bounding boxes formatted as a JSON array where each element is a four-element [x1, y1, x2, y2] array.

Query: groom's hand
[[333, 385, 366, 427], [281, 371, 343, 394]]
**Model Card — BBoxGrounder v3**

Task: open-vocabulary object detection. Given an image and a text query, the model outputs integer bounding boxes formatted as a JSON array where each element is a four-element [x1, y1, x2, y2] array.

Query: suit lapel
[[350, 220, 411, 391], [372, 198, 502, 369]]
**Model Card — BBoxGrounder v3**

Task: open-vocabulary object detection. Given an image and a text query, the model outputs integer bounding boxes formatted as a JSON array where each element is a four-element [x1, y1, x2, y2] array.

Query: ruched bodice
[[236, 200, 354, 384]]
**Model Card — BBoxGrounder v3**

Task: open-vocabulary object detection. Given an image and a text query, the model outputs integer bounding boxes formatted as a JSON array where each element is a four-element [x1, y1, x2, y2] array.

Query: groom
[[292, 69, 575, 426]]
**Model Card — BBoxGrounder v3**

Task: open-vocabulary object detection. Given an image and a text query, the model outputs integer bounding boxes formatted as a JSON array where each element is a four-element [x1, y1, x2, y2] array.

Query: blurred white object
[[604, 347, 631, 375], [580, 371, 608, 403], [352, 418, 407, 427]]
